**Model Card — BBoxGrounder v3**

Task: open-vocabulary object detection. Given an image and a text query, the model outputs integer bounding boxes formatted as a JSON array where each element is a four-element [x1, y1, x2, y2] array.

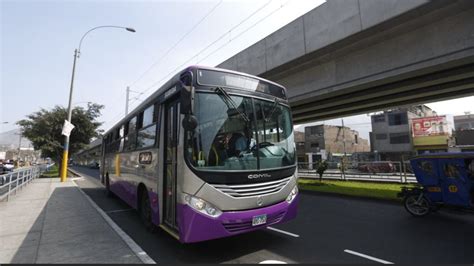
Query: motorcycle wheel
[[404, 194, 431, 217]]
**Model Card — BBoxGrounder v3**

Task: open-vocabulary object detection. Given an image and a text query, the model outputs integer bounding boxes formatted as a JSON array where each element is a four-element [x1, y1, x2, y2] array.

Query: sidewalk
[[0, 177, 143, 263]]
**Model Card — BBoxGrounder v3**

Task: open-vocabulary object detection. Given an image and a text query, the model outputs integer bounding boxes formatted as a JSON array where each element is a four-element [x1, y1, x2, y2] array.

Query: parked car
[[88, 161, 100, 169], [3, 160, 15, 172], [0, 162, 5, 175], [358, 162, 395, 173]]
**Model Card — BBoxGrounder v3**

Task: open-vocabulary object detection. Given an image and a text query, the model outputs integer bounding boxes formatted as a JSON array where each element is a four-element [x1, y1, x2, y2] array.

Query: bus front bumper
[[177, 194, 299, 243]]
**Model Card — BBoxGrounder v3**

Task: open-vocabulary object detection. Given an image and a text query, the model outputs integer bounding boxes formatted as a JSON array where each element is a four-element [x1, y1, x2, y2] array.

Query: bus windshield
[[185, 92, 295, 171]]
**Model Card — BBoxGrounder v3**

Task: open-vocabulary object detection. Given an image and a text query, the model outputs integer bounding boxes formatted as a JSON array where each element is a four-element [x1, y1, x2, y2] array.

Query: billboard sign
[[412, 116, 449, 137]]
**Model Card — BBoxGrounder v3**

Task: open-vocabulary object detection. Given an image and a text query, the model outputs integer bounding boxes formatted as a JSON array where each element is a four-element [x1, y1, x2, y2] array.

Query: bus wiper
[[265, 98, 280, 122], [214, 87, 250, 122]]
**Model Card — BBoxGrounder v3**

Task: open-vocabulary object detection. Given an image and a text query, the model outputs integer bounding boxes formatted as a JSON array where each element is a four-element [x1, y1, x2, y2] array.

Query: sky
[[1, 0, 473, 142]]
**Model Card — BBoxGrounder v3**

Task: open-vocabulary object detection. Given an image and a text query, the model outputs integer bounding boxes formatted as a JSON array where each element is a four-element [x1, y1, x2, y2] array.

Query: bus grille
[[222, 211, 286, 233], [210, 177, 292, 198]]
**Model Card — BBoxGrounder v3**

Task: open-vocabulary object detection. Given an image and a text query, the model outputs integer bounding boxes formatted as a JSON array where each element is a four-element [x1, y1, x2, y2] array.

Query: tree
[[316, 160, 328, 182], [17, 103, 104, 167]]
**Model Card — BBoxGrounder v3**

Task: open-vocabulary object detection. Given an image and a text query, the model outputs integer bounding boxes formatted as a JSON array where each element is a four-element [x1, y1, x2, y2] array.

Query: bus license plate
[[252, 214, 267, 226]]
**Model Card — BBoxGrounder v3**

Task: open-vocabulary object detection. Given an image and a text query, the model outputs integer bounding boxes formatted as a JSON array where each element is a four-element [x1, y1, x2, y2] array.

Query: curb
[[69, 168, 156, 264]]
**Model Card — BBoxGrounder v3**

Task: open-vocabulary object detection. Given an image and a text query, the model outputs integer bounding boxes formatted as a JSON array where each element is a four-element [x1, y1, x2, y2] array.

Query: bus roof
[[103, 65, 287, 136]]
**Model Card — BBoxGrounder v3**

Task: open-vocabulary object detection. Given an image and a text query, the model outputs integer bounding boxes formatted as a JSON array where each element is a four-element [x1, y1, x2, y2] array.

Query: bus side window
[[125, 116, 137, 151], [137, 105, 158, 149]]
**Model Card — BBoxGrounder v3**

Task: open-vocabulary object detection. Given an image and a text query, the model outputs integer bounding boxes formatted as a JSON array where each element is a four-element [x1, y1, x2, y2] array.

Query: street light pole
[[125, 86, 130, 115], [59, 49, 78, 182], [60, 26, 136, 182]]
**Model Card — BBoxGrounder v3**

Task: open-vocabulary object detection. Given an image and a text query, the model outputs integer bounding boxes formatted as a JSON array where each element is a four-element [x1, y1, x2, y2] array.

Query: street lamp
[[60, 25, 136, 182]]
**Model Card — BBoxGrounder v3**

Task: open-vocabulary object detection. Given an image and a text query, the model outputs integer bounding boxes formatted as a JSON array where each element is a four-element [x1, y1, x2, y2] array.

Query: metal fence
[[0, 165, 49, 202], [297, 161, 417, 183]]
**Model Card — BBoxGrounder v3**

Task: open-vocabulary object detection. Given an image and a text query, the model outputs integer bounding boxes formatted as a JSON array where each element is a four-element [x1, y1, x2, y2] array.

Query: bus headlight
[[184, 194, 222, 218], [286, 185, 298, 204]]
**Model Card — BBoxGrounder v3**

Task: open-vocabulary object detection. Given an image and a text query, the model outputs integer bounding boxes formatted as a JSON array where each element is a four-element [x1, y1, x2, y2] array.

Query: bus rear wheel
[[140, 190, 158, 233]]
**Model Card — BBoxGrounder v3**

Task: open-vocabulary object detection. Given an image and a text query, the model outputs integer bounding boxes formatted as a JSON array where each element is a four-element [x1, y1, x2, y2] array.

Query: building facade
[[303, 124, 370, 163], [294, 131, 306, 162], [370, 105, 437, 161], [454, 114, 474, 130], [450, 114, 474, 152]]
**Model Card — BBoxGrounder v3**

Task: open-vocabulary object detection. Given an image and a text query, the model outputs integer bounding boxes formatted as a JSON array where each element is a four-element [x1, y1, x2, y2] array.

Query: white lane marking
[[260, 260, 287, 264], [73, 180, 156, 264], [267, 227, 300, 238], [106, 208, 134, 214], [344, 249, 393, 264]]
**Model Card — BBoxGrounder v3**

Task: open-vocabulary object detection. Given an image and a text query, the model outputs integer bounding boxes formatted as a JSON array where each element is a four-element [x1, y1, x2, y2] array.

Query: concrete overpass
[[218, 0, 474, 124]]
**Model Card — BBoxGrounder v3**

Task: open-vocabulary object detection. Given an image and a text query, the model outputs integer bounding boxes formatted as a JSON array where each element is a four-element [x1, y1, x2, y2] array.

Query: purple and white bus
[[100, 66, 299, 243]]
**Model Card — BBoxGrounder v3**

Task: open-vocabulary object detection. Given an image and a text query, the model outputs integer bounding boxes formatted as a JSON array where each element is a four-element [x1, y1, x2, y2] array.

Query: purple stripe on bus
[[148, 190, 160, 226], [177, 194, 299, 243], [111, 180, 137, 208], [111, 179, 160, 225]]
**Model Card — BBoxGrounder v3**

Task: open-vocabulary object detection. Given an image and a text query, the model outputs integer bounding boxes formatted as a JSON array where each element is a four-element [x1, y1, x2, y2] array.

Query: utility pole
[[125, 86, 130, 115], [18, 134, 22, 162], [14, 132, 22, 163], [59, 25, 136, 182], [341, 118, 346, 181], [126, 87, 142, 115]]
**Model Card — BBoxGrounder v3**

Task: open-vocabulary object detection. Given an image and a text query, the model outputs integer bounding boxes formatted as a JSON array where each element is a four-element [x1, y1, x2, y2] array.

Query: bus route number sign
[[139, 152, 153, 164]]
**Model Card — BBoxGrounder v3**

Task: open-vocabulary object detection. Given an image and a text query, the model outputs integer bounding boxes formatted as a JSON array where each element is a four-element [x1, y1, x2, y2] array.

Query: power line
[[102, 0, 223, 119], [128, 0, 223, 88], [104, 0, 291, 130], [198, 0, 292, 64], [127, 0, 275, 110]]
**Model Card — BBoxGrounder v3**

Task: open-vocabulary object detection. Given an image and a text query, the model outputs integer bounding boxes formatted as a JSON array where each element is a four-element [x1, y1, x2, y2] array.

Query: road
[[72, 166, 474, 264]]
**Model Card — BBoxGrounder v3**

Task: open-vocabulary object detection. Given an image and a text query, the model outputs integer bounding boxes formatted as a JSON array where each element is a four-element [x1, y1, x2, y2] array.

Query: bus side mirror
[[180, 71, 194, 115], [183, 114, 198, 130]]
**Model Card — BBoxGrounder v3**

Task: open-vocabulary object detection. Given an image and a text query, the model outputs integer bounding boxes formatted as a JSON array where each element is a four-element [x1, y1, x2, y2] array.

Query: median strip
[[298, 178, 414, 201]]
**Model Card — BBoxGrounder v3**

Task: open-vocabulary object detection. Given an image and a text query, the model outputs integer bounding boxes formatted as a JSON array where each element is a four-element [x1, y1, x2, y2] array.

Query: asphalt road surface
[[72, 166, 474, 264]]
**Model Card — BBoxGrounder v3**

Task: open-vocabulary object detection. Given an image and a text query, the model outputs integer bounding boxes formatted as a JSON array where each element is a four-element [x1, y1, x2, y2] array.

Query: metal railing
[[0, 165, 49, 202], [297, 161, 417, 183]]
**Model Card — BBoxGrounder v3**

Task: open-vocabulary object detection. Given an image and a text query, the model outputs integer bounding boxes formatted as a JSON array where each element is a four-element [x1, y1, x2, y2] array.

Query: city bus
[[100, 66, 299, 243]]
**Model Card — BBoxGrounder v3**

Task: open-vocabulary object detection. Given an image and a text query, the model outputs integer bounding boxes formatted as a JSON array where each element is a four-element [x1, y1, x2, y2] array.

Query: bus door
[[163, 98, 180, 230]]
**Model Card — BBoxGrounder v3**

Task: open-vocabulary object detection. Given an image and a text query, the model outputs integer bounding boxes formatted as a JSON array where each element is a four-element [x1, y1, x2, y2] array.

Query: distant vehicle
[[358, 162, 395, 173], [3, 161, 15, 172], [88, 162, 100, 169], [399, 152, 474, 217]]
